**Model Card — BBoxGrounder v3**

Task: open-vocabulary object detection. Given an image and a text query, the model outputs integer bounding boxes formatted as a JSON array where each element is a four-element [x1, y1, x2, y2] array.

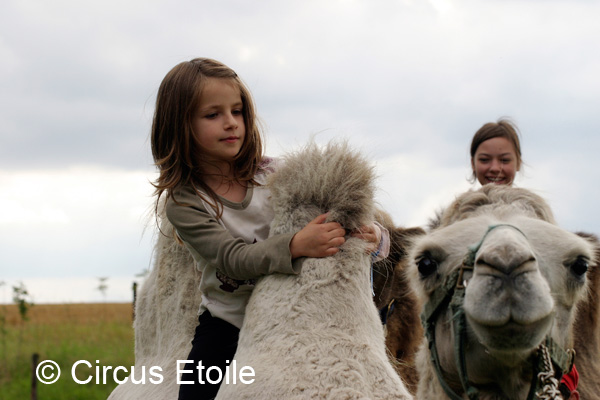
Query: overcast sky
[[1, 0, 598, 303]]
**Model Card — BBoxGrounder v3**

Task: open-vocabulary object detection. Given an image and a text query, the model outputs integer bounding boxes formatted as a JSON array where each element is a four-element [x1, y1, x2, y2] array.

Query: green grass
[[0, 303, 135, 400]]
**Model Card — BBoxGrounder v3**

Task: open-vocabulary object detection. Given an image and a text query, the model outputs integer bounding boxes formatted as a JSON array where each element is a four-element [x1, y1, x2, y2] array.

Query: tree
[[12, 281, 34, 359], [0, 281, 6, 367], [97, 277, 109, 302], [12, 282, 34, 322]]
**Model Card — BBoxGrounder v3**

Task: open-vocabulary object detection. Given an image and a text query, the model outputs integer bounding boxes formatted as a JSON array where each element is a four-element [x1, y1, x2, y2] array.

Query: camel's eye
[[417, 255, 438, 278], [570, 256, 589, 277]]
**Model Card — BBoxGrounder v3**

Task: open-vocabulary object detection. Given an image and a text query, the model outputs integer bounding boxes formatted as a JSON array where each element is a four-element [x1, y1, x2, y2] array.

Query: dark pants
[[178, 311, 240, 400]]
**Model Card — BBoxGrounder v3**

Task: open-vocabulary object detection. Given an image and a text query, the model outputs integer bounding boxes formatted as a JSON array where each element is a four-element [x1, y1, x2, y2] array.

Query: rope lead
[[536, 343, 562, 400]]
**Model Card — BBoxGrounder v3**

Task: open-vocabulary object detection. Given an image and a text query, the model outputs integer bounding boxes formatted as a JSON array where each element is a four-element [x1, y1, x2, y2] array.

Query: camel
[[216, 141, 412, 399], [107, 215, 202, 399], [404, 184, 598, 399], [569, 231, 600, 400]]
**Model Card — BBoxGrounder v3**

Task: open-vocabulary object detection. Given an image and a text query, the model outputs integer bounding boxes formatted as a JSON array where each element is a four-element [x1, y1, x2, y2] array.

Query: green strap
[[451, 287, 480, 400], [547, 337, 574, 373], [422, 269, 471, 400], [422, 269, 461, 323], [464, 224, 528, 267], [422, 316, 466, 400]]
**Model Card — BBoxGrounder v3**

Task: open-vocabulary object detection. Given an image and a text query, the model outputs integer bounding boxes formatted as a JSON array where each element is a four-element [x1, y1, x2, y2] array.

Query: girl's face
[[471, 136, 519, 186], [192, 78, 246, 167]]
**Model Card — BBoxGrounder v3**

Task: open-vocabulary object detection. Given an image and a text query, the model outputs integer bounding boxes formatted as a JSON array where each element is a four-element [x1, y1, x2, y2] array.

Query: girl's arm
[[166, 186, 345, 281]]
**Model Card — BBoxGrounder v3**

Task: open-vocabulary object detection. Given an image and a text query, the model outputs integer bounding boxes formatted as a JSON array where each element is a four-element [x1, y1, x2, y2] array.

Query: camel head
[[409, 185, 596, 399]]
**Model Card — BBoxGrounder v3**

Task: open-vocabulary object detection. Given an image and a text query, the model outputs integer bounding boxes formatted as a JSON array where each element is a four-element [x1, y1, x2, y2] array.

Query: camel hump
[[267, 140, 376, 230]]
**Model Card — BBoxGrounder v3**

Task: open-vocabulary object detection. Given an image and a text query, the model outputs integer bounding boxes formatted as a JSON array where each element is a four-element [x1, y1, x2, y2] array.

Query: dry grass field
[[0, 303, 135, 399]]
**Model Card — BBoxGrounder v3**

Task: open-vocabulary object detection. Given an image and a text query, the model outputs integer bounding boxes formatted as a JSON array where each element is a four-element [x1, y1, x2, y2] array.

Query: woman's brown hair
[[151, 58, 264, 219]]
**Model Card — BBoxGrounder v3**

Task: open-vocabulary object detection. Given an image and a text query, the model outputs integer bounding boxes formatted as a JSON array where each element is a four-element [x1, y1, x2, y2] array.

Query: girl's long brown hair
[[151, 58, 264, 220]]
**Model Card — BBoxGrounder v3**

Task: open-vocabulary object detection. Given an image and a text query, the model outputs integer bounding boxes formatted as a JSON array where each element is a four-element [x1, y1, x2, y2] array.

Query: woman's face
[[471, 136, 519, 186]]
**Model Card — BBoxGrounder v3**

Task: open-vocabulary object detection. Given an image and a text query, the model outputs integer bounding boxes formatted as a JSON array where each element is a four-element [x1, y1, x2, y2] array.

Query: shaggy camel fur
[[216, 141, 412, 399], [107, 215, 202, 399], [570, 232, 600, 400], [406, 185, 597, 400], [371, 211, 424, 396]]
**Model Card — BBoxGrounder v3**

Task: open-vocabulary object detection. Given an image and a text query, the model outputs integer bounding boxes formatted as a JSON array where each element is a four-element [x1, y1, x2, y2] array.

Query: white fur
[[216, 141, 412, 399], [107, 215, 201, 399]]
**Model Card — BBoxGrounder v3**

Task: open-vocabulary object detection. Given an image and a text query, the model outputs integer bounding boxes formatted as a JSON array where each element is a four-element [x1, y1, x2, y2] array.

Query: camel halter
[[421, 224, 575, 400]]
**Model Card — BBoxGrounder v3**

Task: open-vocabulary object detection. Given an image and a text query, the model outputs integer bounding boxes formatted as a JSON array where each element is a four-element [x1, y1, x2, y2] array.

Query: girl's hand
[[290, 213, 346, 258], [351, 222, 382, 254]]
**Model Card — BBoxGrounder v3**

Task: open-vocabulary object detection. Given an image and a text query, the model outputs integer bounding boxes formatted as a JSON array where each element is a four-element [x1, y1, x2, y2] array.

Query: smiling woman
[[469, 119, 523, 186]]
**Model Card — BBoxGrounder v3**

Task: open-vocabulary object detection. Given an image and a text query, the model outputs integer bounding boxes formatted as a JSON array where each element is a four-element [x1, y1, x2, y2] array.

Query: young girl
[[150, 58, 385, 400], [469, 118, 523, 186], [468, 118, 580, 399]]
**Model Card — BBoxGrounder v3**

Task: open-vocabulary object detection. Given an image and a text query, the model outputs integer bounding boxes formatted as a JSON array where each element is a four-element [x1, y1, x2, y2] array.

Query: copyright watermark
[[36, 360, 61, 384], [34, 360, 255, 386]]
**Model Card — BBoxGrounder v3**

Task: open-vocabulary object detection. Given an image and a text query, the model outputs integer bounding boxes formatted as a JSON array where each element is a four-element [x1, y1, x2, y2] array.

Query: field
[[0, 303, 135, 400]]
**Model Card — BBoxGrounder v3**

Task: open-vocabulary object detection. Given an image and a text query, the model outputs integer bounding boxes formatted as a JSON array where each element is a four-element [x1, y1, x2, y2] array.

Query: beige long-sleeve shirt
[[166, 162, 302, 328]]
